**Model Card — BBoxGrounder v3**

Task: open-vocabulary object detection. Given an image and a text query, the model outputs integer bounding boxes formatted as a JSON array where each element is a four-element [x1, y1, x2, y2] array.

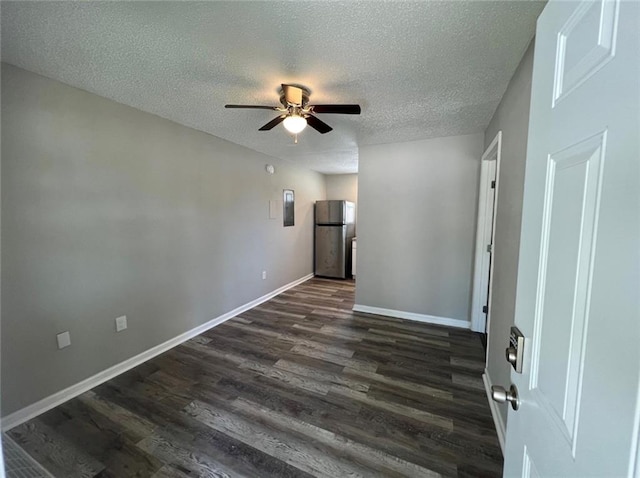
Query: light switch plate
[[115, 315, 127, 332], [269, 200, 277, 219], [57, 331, 71, 349]]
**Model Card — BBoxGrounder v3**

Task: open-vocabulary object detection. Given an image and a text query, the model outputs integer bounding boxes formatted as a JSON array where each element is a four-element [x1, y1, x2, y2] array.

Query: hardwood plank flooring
[[7, 278, 502, 477]]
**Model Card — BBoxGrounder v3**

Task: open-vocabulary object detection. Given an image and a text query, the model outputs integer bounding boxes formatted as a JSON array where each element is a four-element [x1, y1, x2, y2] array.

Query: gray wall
[[1, 64, 326, 416], [355, 134, 483, 323], [325, 174, 358, 204], [325, 173, 358, 231], [483, 40, 535, 425]]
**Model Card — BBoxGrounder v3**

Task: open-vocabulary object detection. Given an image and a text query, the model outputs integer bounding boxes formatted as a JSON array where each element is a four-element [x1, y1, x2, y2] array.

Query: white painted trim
[[471, 131, 503, 334], [1, 273, 314, 431], [352, 304, 470, 329], [483, 370, 506, 455], [631, 373, 640, 477], [0, 434, 4, 478]]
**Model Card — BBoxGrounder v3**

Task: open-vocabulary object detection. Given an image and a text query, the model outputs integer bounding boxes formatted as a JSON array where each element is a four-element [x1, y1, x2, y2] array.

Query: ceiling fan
[[225, 84, 361, 136]]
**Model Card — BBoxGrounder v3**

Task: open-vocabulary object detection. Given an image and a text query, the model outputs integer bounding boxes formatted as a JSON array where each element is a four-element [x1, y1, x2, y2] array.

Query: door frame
[[470, 131, 502, 333]]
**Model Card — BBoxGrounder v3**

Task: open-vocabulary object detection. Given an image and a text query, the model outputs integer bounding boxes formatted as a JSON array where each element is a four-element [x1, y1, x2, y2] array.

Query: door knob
[[491, 384, 520, 410], [506, 346, 518, 366]]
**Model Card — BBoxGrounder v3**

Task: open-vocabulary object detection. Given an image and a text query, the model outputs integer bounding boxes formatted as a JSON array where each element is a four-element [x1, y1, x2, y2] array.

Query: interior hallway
[[5, 278, 502, 477]]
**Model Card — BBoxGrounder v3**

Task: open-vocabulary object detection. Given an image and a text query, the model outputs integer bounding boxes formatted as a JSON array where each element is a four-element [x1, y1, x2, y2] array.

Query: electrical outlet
[[115, 315, 127, 332], [262, 270, 267, 280], [57, 331, 71, 349]]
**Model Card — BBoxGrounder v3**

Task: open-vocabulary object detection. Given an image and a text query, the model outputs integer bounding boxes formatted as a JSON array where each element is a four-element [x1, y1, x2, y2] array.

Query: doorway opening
[[471, 131, 502, 345]]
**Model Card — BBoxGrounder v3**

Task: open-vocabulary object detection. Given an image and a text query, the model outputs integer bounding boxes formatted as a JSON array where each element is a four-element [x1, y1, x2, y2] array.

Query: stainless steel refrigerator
[[315, 200, 356, 278]]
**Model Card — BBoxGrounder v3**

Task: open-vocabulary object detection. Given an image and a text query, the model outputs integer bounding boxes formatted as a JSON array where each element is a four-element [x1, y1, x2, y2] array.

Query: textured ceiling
[[1, 1, 545, 174]]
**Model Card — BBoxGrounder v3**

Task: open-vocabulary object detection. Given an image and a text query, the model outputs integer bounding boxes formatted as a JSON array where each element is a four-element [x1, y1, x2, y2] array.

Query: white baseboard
[[482, 370, 506, 455], [352, 304, 470, 329], [1, 273, 314, 432]]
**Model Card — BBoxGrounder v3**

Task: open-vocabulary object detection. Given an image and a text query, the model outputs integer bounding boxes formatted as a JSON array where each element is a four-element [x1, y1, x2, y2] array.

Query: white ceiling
[[1, 1, 545, 174]]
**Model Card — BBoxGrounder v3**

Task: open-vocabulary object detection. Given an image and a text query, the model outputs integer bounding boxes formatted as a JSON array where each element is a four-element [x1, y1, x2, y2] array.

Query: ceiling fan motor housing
[[280, 84, 310, 107]]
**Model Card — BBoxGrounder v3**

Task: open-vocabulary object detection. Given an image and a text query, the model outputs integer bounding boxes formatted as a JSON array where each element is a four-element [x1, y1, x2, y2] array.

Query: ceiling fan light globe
[[283, 115, 307, 134]]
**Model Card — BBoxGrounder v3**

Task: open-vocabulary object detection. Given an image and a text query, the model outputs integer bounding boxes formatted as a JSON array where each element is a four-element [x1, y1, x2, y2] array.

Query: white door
[[471, 132, 501, 334], [502, 0, 640, 476]]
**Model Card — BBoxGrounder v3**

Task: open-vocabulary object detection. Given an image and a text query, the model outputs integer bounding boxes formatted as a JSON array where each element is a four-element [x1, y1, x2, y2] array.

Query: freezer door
[[315, 225, 347, 278], [315, 200, 346, 225]]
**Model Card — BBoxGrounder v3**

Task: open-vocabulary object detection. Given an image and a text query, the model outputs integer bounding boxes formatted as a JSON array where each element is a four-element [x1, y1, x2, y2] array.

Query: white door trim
[[470, 131, 502, 333], [632, 381, 640, 477]]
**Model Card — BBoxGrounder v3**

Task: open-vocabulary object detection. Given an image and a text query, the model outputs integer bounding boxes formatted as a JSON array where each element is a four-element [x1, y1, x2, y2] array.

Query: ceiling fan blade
[[225, 105, 279, 110], [259, 115, 287, 131], [305, 115, 333, 134], [282, 84, 303, 105], [310, 104, 361, 115]]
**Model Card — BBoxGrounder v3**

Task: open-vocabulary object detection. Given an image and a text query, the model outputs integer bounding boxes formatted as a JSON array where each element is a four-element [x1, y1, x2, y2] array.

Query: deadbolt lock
[[506, 326, 525, 373]]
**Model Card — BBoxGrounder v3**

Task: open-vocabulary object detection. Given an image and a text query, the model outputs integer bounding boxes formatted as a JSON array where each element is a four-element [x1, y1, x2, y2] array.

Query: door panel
[[503, 0, 639, 476], [554, 0, 619, 104], [523, 447, 542, 478], [532, 132, 605, 446]]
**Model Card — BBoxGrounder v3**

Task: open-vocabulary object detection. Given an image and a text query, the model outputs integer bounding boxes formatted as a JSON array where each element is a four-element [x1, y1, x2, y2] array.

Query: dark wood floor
[[7, 278, 502, 477]]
